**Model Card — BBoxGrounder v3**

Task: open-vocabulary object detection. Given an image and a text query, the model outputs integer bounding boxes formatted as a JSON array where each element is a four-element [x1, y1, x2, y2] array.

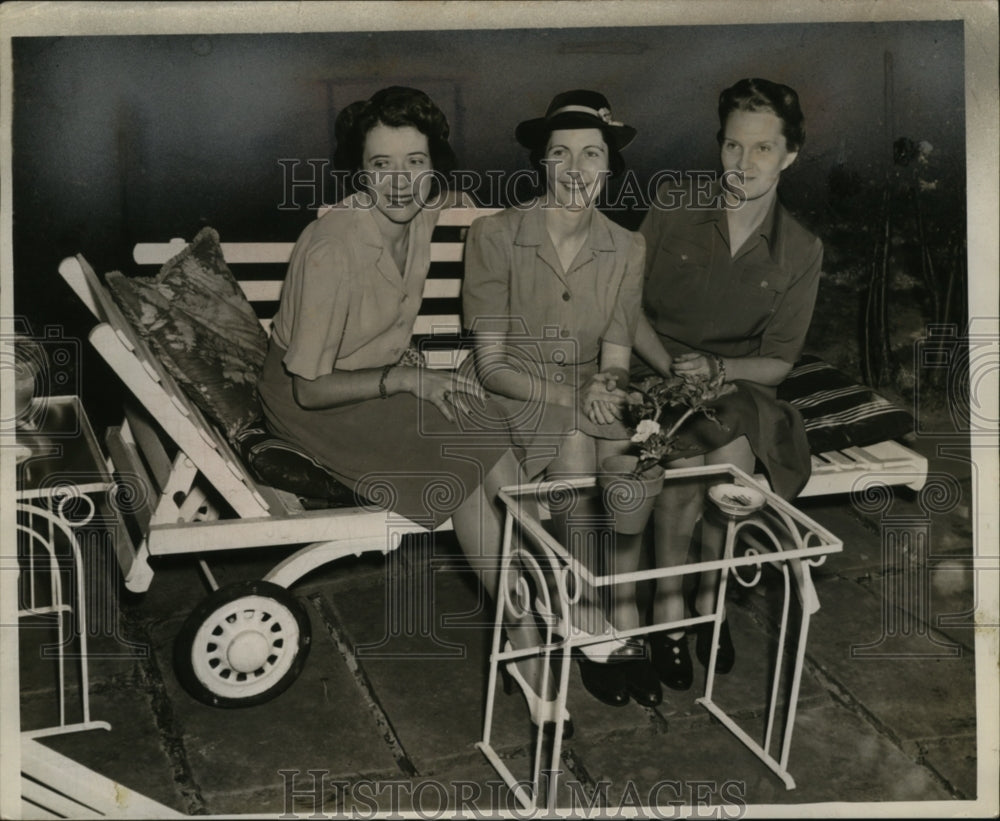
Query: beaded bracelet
[[378, 363, 395, 399]]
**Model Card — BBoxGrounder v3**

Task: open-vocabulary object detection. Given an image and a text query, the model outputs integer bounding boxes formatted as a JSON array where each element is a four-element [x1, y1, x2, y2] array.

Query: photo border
[[1, 2, 996, 818]]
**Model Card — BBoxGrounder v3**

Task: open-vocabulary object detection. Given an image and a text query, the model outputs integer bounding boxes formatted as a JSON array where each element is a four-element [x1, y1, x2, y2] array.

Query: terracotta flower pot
[[599, 454, 665, 534]]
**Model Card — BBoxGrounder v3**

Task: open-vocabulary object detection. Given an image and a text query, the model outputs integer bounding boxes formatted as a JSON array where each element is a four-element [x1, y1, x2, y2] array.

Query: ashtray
[[708, 483, 766, 517]]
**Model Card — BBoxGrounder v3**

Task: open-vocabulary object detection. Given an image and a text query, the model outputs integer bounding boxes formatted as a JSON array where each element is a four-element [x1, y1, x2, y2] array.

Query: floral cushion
[[777, 355, 915, 453], [105, 227, 269, 439]]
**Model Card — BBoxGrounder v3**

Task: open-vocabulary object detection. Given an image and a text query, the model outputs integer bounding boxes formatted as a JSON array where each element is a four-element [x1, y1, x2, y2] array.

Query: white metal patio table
[[13, 395, 113, 739], [477, 463, 843, 813]]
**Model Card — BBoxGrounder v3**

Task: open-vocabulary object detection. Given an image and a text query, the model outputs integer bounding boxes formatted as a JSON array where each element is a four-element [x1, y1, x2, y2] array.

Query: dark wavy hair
[[717, 78, 805, 153], [333, 86, 456, 177]]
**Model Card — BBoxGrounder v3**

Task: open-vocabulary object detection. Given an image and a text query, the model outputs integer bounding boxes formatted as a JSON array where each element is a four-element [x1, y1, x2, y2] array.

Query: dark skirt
[[630, 361, 812, 500], [258, 343, 527, 528]]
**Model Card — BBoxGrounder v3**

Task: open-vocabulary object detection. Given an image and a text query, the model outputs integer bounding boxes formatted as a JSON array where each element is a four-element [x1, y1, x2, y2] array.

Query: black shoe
[[623, 656, 662, 707], [694, 618, 735, 675], [578, 658, 629, 707], [650, 632, 693, 691]]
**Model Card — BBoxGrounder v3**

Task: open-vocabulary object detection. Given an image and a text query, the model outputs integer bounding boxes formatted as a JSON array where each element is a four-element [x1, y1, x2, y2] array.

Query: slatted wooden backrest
[[132, 206, 503, 370]]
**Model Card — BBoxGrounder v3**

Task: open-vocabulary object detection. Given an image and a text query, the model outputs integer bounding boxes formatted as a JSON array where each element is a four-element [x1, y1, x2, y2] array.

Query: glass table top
[[15, 395, 112, 498]]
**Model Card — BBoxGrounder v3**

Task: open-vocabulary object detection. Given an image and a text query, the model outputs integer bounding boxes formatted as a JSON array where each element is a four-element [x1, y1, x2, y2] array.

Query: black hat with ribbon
[[515, 89, 636, 151]]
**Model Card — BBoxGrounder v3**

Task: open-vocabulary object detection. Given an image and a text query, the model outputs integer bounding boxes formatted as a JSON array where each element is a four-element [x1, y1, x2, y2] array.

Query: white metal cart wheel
[[173, 580, 311, 708]]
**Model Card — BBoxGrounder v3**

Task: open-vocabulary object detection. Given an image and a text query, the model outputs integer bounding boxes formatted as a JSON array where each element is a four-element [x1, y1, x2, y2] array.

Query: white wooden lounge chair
[[58, 205, 927, 707], [57, 207, 498, 707], [21, 737, 184, 818]]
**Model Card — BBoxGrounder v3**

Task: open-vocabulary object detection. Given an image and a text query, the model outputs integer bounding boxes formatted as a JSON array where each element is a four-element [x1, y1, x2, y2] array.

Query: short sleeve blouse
[[639, 183, 822, 364], [462, 201, 645, 385], [271, 195, 437, 379]]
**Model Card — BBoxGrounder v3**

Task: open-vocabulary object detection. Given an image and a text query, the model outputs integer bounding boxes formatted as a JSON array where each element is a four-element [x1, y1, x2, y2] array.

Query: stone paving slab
[[18, 686, 63, 737], [796, 576, 977, 744], [325, 554, 663, 759], [924, 560, 978, 651], [16, 544, 147, 695], [144, 592, 401, 802], [793, 497, 887, 578], [126, 553, 210, 618], [325, 556, 833, 773], [344, 755, 524, 816], [816, 563, 978, 657], [570, 701, 953, 809], [650, 601, 828, 727], [14, 487, 986, 818], [17, 619, 140, 731], [17, 616, 78, 704], [796, 501, 971, 581], [198, 753, 525, 816], [31, 683, 185, 814], [910, 733, 979, 800], [786, 706, 954, 803], [314, 558, 516, 765]]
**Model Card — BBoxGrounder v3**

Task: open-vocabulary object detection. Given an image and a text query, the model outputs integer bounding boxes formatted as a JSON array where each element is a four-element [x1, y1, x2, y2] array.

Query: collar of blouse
[[512, 198, 616, 254], [688, 186, 784, 263]]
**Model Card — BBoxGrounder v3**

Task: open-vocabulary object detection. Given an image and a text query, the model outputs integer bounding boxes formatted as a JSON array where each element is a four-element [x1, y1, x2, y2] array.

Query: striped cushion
[[777, 356, 914, 453]]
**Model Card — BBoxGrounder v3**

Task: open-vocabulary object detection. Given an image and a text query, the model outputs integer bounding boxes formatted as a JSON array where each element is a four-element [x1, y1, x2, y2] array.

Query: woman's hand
[[671, 352, 718, 380], [672, 352, 793, 387], [581, 371, 629, 427], [399, 367, 486, 423]]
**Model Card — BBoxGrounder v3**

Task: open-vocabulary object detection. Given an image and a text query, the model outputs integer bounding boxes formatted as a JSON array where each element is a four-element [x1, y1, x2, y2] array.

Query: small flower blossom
[[631, 418, 661, 443], [620, 370, 731, 477]]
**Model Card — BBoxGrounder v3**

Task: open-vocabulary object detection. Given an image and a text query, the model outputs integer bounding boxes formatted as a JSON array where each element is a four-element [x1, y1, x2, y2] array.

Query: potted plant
[[600, 370, 731, 533]]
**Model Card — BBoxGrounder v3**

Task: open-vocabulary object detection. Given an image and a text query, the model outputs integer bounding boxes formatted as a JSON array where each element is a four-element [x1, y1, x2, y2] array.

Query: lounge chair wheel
[[173, 580, 311, 708]]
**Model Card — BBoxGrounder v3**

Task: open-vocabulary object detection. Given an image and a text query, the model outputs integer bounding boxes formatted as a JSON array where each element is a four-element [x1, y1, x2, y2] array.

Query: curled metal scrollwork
[[51, 482, 96, 527], [499, 531, 579, 655], [801, 530, 830, 568], [732, 547, 764, 588], [729, 517, 788, 588]]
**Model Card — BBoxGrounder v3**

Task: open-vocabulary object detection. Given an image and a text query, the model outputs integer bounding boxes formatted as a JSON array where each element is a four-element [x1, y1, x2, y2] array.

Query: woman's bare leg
[[694, 435, 755, 615], [651, 454, 706, 635], [450, 450, 555, 695], [596, 438, 646, 632], [544, 430, 609, 635]]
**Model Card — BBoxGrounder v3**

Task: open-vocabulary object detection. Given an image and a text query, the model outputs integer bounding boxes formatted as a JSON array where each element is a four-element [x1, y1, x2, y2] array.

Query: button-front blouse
[[271, 193, 436, 379], [639, 183, 823, 365], [462, 200, 645, 388]]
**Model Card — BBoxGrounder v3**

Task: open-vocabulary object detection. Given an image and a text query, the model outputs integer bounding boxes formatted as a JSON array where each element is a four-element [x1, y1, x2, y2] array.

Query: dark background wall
[[11, 21, 966, 431]]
